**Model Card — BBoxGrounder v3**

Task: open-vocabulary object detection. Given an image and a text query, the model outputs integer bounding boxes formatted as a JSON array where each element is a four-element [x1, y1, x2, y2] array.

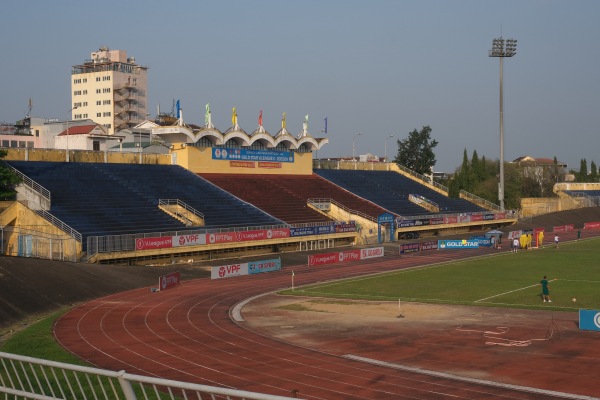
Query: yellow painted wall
[[180, 146, 313, 175], [0, 202, 82, 259], [4, 148, 172, 165]]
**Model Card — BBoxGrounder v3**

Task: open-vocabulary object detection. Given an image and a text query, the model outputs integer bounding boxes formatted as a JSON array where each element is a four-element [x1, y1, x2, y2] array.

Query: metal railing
[[563, 191, 600, 207], [397, 209, 513, 222], [2, 161, 50, 202], [158, 198, 204, 222], [459, 190, 501, 211], [0, 351, 298, 400], [307, 198, 377, 223], [396, 164, 449, 193], [33, 208, 82, 242]]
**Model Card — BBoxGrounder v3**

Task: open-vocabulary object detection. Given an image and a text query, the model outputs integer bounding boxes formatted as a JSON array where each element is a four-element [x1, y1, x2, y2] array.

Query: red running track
[[55, 239, 596, 400]]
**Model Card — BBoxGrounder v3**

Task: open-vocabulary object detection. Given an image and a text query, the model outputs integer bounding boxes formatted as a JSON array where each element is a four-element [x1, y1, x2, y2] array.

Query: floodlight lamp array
[[488, 37, 517, 58]]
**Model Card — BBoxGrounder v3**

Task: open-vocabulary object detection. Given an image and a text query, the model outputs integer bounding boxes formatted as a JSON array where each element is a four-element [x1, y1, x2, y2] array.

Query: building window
[[93, 141, 100, 151], [104, 124, 111, 129], [83, 90, 87, 95], [97, 113, 102, 117], [96, 89, 101, 94], [35, 129, 39, 137], [83, 102, 88, 106], [96, 100, 101, 105], [73, 90, 82, 96], [103, 100, 111, 105], [83, 78, 87, 83], [102, 88, 111, 93], [103, 112, 111, 117], [96, 77, 101, 82], [74, 102, 82, 107]]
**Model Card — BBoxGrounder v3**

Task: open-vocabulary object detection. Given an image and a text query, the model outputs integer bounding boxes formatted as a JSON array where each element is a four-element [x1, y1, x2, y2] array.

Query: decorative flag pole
[[292, 270, 295, 291]]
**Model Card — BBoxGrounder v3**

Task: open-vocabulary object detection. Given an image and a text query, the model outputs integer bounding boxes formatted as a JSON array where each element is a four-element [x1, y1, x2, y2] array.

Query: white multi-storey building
[[71, 47, 148, 134]]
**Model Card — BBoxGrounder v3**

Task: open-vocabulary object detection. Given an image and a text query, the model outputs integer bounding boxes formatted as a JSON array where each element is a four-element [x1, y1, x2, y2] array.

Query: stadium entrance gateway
[[378, 212, 396, 243]]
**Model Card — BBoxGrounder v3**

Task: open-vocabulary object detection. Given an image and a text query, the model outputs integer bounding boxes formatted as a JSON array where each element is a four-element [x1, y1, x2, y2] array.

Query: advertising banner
[[360, 247, 384, 259], [206, 231, 237, 244], [172, 233, 206, 247], [287, 223, 351, 237], [248, 258, 281, 274], [420, 240, 438, 251], [438, 239, 479, 249], [584, 222, 600, 230], [230, 161, 255, 168], [308, 249, 362, 266], [211, 263, 249, 279], [400, 243, 420, 254], [429, 217, 445, 225], [579, 309, 600, 332], [397, 219, 416, 228], [470, 236, 492, 247], [308, 252, 339, 266], [483, 214, 495, 220], [471, 214, 484, 222], [258, 162, 282, 169], [212, 148, 294, 163], [207, 228, 290, 244], [136, 236, 172, 251], [159, 271, 181, 291], [335, 221, 357, 233], [553, 224, 574, 233], [457, 214, 470, 223], [444, 216, 457, 224]]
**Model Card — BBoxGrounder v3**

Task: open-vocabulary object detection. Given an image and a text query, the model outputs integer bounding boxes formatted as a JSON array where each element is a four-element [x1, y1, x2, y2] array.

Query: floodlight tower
[[489, 37, 517, 211]]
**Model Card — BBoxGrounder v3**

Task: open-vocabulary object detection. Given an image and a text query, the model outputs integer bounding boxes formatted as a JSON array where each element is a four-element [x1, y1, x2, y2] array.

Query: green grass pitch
[[283, 237, 600, 311]]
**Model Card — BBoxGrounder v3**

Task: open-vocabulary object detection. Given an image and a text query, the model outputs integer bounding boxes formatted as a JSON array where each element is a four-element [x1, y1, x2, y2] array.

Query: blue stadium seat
[[7, 161, 283, 248], [314, 169, 486, 216]]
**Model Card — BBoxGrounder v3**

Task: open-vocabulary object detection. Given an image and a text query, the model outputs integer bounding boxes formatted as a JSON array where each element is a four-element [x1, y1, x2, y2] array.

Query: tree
[[471, 150, 485, 182], [0, 149, 21, 200], [590, 161, 598, 182], [393, 125, 438, 175], [579, 158, 588, 182]]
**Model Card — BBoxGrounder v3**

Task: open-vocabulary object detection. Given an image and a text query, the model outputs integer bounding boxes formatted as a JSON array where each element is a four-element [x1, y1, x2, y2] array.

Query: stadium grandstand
[[0, 110, 517, 264]]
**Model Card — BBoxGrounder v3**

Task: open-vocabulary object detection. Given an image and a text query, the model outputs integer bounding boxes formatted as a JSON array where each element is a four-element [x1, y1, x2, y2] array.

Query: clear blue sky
[[1, 0, 599, 172]]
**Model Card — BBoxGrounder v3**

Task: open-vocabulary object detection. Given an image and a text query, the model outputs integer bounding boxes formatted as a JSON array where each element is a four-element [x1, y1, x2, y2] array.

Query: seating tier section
[[565, 190, 600, 197], [314, 169, 486, 217], [200, 173, 387, 224], [8, 162, 283, 243]]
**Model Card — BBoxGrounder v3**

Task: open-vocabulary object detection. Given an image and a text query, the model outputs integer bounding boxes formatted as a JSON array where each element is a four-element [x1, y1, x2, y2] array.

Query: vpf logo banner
[[579, 309, 600, 332]]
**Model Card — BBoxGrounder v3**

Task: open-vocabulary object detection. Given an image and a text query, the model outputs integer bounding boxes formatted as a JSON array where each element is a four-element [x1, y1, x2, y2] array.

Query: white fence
[[0, 351, 299, 400]]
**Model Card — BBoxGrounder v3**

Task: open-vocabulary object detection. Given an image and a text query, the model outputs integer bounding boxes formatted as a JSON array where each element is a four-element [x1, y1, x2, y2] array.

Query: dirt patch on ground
[[241, 295, 600, 397]]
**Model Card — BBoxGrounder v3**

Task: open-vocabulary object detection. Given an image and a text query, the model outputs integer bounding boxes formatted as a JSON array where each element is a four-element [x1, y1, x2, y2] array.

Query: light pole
[[136, 113, 151, 164], [66, 105, 78, 162], [384, 134, 394, 162], [489, 37, 517, 211], [352, 132, 362, 161]]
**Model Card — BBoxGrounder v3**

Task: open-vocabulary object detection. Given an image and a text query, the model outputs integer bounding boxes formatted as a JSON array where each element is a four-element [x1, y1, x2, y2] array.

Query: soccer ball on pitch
[[572, 298, 577, 302]]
